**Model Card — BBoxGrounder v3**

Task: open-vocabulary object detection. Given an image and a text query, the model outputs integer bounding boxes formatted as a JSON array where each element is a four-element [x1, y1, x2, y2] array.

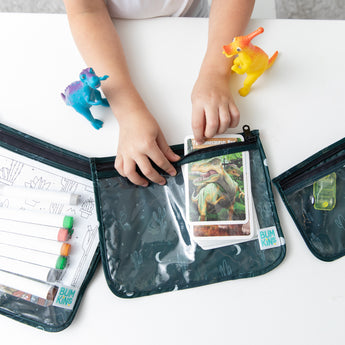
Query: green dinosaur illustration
[[189, 157, 245, 222]]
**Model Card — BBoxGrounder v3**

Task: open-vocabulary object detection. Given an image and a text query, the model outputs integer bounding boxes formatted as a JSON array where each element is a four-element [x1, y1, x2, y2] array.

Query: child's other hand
[[191, 71, 240, 144], [115, 109, 180, 187]]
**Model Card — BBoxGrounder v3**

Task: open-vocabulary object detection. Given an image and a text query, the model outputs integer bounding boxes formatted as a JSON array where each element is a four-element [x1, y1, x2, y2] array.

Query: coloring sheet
[[0, 145, 99, 308]]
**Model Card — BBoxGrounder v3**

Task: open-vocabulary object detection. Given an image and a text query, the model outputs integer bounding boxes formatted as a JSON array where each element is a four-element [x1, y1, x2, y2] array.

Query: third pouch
[[273, 137, 345, 261]]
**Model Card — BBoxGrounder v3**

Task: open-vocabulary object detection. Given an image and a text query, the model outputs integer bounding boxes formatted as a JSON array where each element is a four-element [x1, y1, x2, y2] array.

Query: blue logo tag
[[258, 226, 280, 250], [53, 286, 78, 310]]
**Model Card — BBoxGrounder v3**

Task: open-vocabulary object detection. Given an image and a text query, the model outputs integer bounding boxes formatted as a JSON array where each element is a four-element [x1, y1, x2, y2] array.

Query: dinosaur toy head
[[79, 67, 103, 89], [190, 158, 225, 187], [62, 67, 110, 130], [223, 27, 264, 58]]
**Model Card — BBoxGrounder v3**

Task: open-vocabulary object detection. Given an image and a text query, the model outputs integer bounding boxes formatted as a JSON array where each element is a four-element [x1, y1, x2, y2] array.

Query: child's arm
[[63, 0, 179, 187], [191, 0, 255, 143]]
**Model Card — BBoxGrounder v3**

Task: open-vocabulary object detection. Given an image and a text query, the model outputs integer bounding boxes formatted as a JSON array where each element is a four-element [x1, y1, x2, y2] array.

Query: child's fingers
[[165, 147, 181, 163], [114, 155, 123, 173], [126, 161, 150, 187], [136, 155, 166, 186], [203, 105, 219, 139], [218, 104, 231, 133], [148, 142, 177, 178], [229, 103, 240, 128], [191, 105, 206, 144], [156, 132, 180, 163], [115, 155, 149, 187], [114, 142, 180, 187]]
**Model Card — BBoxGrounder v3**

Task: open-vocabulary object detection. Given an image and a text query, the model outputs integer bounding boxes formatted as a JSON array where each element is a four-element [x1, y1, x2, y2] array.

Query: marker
[[0, 256, 62, 283], [0, 218, 70, 242], [0, 232, 71, 256], [0, 270, 57, 301], [0, 185, 80, 205], [0, 208, 74, 230], [0, 243, 67, 269]]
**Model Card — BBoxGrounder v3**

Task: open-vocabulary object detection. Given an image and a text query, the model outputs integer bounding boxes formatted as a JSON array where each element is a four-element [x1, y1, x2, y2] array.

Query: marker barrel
[[0, 243, 67, 269], [0, 256, 61, 283], [0, 270, 57, 301], [0, 231, 71, 256], [0, 219, 70, 242], [0, 185, 80, 205], [0, 208, 73, 230]]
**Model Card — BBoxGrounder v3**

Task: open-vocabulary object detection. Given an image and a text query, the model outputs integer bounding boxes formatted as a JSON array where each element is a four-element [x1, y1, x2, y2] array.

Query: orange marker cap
[[60, 243, 71, 256]]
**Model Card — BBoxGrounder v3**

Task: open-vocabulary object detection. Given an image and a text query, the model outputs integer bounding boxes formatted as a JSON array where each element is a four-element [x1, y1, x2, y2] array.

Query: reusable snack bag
[[0, 123, 100, 332], [273, 137, 345, 261], [91, 125, 286, 298]]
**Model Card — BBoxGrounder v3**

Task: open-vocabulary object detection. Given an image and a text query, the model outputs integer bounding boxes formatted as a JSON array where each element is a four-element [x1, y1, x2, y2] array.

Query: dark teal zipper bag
[[273, 137, 345, 261], [0, 123, 100, 332], [91, 125, 286, 298]]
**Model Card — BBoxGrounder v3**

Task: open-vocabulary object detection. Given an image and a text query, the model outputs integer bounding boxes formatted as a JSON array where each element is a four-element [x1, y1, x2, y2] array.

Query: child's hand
[[191, 71, 240, 144], [115, 109, 180, 187]]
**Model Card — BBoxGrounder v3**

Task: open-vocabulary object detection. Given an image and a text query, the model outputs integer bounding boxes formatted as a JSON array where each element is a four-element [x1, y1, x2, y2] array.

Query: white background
[[0, 13, 345, 345]]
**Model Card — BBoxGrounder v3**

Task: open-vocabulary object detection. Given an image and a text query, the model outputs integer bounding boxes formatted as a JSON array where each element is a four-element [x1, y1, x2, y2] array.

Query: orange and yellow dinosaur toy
[[223, 27, 278, 96]]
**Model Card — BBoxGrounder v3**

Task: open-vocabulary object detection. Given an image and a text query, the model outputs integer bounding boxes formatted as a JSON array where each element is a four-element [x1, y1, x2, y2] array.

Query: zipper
[[0, 124, 92, 178], [279, 140, 345, 191], [92, 126, 258, 176], [176, 125, 257, 167]]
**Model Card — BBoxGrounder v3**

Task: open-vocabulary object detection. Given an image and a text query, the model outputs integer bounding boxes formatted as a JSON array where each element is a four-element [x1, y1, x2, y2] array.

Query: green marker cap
[[63, 215, 74, 229], [56, 256, 68, 270]]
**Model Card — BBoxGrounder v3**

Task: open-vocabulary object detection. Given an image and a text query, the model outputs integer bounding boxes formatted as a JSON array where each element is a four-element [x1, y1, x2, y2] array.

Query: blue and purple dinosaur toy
[[61, 67, 109, 129]]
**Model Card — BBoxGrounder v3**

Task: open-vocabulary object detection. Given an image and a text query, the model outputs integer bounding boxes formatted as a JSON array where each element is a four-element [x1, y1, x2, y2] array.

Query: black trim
[[0, 123, 92, 179], [277, 138, 345, 191]]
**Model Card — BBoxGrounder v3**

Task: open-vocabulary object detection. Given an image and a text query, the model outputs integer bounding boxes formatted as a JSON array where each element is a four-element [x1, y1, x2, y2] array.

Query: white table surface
[[1, 13, 345, 345]]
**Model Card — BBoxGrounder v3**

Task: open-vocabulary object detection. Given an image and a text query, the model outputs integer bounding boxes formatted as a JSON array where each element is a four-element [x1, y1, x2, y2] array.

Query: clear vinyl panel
[[283, 167, 345, 261], [95, 137, 285, 298]]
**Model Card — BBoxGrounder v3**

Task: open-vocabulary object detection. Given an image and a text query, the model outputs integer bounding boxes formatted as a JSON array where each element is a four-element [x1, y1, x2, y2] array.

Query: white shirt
[[106, 0, 209, 19]]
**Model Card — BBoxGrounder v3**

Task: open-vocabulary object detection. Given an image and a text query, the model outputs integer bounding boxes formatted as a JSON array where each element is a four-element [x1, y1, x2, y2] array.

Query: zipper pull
[[242, 125, 255, 141]]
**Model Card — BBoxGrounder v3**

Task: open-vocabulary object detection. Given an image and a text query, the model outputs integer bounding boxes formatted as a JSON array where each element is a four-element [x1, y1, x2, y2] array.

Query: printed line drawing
[[80, 198, 95, 219], [0, 158, 24, 185], [0, 147, 99, 293], [71, 224, 98, 287]]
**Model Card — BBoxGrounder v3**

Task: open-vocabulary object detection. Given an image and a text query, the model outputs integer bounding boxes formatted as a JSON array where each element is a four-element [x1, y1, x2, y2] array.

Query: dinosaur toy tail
[[267, 51, 278, 69], [61, 92, 66, 103]]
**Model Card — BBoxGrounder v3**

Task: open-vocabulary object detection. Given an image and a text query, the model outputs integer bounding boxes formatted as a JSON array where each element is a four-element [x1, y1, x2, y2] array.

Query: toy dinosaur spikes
[[223, 27, 278, 96]]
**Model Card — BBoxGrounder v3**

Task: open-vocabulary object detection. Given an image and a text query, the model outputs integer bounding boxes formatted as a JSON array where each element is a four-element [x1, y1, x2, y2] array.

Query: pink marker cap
[[57, 228, 70, 242]]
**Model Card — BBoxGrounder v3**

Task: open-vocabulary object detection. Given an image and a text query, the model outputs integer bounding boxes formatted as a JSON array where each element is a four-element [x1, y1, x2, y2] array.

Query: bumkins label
[[53, 286, 78, 310], [258, 226, 280, 250]]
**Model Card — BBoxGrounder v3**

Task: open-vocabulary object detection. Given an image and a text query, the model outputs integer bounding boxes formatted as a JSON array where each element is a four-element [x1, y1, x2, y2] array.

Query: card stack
[[184, 134, 257, 250]]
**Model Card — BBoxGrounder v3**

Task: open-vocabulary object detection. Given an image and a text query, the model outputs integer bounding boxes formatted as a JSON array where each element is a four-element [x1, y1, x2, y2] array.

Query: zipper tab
[[242, 125, 254, 142]]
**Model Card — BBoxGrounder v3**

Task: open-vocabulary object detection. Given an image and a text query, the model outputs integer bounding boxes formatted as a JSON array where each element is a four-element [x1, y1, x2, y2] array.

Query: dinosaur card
[[191, 201, 259, 250], [184, 134, 255, 248]]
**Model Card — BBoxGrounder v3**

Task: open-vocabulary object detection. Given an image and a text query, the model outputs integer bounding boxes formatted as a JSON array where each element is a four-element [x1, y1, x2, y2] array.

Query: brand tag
[[258, 226, 280, 250], [53, 285, 78, 310]]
